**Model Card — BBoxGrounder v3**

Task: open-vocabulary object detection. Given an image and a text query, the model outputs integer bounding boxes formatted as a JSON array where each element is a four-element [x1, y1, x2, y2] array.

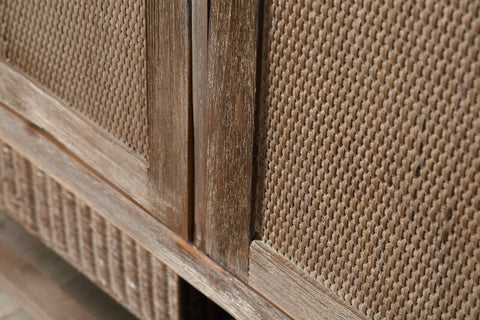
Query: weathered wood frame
[[193, 0, 259, 280], [0, 1, 192, 239], [191, 2, 371, 319], [146, 0, 191, 238], [0, 1, 376, 319], [0, 105, 290, 320]]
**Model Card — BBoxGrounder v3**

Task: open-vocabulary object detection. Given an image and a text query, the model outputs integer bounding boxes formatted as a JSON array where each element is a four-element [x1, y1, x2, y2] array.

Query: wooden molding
[[0, 61, 150, 211], [249, 241, 368, 320], [0, 105, 289, 320]]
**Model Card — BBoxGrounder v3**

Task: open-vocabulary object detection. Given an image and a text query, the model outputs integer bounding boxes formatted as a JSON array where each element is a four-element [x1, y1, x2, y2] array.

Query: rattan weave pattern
[[0, 1, 148, 158], [0, 140, 168, 320], [256, 0, 480, 319]]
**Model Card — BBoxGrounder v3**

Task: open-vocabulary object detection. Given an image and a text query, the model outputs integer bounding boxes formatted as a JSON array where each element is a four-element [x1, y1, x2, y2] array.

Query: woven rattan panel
[[0, 1, 148, 158], [0, 140, 170, 320], [256, 0, 480, 319]]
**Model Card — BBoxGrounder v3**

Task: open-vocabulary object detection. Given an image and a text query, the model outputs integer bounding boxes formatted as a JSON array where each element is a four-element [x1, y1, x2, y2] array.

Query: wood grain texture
[[147, 0, 191, 238], [0, 106, 289, 320], [0, 241, 95, 320], [192, 0, 209, 251], [249, 241, 368, 320], [197, 0, 259, 280], [0, 61, 149, 211]]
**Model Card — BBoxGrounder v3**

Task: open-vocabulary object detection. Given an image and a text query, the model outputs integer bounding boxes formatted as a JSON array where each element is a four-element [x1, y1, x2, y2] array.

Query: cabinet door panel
[[0, 0, 191, 236], [252, 1, 480, 319]]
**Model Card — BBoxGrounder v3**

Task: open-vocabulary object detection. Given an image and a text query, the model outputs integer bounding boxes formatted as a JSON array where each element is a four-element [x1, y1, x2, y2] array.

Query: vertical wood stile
[[192, 0, 209, 249], [194, 0, 260, 279], [146, 0, 192, 239]]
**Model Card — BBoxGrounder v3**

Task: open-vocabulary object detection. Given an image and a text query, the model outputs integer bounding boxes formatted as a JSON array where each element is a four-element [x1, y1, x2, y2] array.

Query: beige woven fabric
[[0, 139, 168, 319], [256, 0, 480, 319], [0, 1, 148, 158]]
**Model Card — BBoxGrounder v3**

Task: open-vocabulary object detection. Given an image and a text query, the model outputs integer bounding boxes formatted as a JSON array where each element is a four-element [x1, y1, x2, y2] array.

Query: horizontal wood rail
[[0, 105, 289, 320]]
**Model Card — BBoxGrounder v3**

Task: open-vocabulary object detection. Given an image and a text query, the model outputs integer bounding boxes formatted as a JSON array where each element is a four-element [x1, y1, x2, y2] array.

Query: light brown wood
[[0, 61, 149, 211], [196, 0, 259, 280], [249, 241, 368, 320], [0, 240, 95, 320], [0, 105, 289, 320], [146, 0, 191, 238], [192, 0, 209, 250]]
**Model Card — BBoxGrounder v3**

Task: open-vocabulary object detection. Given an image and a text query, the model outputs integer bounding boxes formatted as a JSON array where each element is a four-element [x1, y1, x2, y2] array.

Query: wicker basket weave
[[256, 0, 480, 319], [0, 139, 174, 320]]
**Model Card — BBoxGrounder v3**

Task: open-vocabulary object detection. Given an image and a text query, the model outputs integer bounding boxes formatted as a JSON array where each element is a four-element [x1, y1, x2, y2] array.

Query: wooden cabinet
[[1, 1, 479, 320]]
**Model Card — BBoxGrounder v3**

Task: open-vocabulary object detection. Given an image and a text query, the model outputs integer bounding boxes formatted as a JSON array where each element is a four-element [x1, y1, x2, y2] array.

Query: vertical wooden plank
[[192, 0, 209, 250], [48, 178, 67, 252], [152, 258, 168, 320], [167, 268, 181, 320], [63, 190, 80, 264], [146, 0, 192, 239], [2, 144, 18, 213], [14, 155, 37, 233], [33, 168, 51, 243], [196, 0, 259, 279], [138, 247, 155, 320]]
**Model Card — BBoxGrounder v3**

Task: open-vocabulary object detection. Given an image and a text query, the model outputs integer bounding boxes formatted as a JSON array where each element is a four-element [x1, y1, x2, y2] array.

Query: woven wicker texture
[[0, 140, 168, 320], [256, 0, 480, 319], [0, 1, 148, 158]]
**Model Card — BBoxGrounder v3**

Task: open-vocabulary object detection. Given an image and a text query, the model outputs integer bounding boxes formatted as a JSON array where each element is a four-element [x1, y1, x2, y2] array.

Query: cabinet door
[[252, 1, 480, 319], [195, 1, 480, 319], [0, 0, 191, 237]]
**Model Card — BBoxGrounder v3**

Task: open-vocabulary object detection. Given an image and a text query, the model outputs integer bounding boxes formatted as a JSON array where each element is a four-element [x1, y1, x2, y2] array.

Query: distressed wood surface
[[249, 241, 368, 320], [0, 61, 149, 211], [195, 0, 259, 280], [0, 105, 289, 320], [147, 0, 191, 238], [0, 240, 95, 320], [192, 0, 209, 251]]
